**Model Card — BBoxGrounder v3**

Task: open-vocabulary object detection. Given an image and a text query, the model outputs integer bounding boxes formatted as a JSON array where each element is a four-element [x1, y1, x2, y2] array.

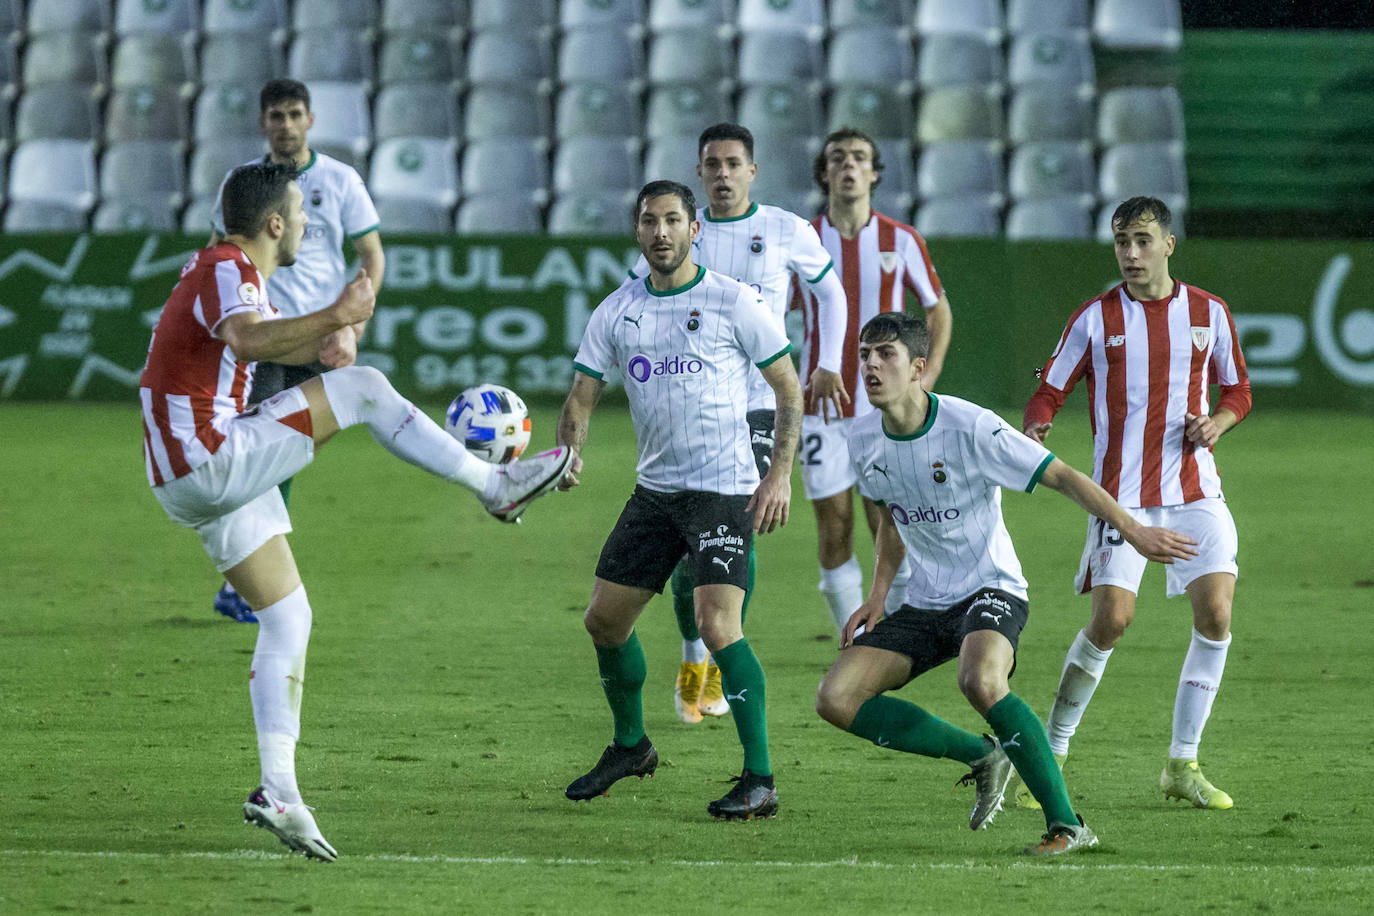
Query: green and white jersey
[[848, 393, 1057, 609], [631, 202, 844, 410], [212, 151, 380, 319], [575, 265, 792, 495]]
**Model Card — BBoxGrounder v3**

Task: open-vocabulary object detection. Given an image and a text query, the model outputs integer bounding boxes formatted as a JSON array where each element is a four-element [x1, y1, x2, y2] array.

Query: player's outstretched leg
[[567, 631, 658, 800], [318, 366, 571, 524], [706, 637, 776, 819]]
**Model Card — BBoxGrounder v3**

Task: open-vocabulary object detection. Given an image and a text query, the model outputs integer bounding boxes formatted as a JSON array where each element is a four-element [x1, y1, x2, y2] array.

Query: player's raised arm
[[555, 370, 604, 489], [920, 292, 953, 391], [1038, 458, 1198, 564]]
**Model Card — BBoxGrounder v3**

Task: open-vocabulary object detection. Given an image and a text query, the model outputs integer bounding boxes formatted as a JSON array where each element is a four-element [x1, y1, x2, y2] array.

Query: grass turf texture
[[2, 402, 1371, 914]]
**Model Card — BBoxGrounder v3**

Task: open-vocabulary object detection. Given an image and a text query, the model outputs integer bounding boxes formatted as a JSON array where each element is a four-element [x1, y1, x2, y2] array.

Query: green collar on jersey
[[645, 264, 705, 297], [882, 392, 939, 441], [704, 201, 758, 223]]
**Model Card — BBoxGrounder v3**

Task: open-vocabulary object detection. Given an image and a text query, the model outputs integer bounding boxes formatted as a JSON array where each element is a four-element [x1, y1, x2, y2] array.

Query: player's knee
[[958, 670, 1007, 715], [814, 676, 858, 730], [1194, 603, 1231, 640]]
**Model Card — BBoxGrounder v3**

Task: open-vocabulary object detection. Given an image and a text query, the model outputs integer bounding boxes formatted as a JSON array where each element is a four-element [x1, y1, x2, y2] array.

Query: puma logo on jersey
[[870, 463, 890, 478], [993, 427, 1008, 437], [712, 556, 735, 574], [623, 313, 643, 329]]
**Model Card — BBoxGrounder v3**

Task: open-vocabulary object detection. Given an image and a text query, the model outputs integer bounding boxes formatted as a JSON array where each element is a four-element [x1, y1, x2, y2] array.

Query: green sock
[[713, 638, 770, 776], [985, 693, 1077, 828], [739, 543, 757, 625], [278, 476, 294, 506], [670, 558, 699, 641], [850, 695, 989, 763], [595, 631, 646, 748]]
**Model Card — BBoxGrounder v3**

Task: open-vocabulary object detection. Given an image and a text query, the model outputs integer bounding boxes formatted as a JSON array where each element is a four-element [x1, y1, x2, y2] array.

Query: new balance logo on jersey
[[627, 353, 703, 384], [1106, 334, 1126, 347], [712, 556, 735, 575], [623, 313, 643, 329]]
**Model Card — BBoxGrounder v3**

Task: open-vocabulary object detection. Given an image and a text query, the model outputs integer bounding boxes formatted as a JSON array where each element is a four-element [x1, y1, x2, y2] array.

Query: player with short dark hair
[[141, 163, 571, 860], [1011, 196, 1252, 811], [558, 181, 803, 819], [208, 78, 386, 623], [814, 312, 1197, 854]]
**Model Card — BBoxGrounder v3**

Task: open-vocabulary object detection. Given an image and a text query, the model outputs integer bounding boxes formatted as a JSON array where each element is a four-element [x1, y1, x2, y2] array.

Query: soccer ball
[[444, 383, 532, 464]]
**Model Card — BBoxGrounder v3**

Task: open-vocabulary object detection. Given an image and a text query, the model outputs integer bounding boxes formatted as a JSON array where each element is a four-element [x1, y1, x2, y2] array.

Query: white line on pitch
[[3, 850, 1370, 874]]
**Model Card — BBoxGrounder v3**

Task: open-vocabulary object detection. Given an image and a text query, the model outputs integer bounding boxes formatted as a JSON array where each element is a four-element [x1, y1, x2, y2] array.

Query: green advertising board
[[0, 233, 1370, 412]]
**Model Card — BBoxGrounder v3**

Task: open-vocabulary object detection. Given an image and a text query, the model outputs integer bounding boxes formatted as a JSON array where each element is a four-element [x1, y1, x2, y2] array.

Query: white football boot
[[482, 446, 575, 523], [243, 786, 338, 863]]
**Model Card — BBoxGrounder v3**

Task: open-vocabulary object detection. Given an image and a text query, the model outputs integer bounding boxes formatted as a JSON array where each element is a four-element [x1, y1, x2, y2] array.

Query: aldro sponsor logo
[[627, 353, 703, 383], [889, 503, 961, 525]]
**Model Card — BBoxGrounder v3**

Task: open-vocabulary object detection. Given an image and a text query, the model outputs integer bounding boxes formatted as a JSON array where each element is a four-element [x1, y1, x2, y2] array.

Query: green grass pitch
[[2, 401, 1371, 914]]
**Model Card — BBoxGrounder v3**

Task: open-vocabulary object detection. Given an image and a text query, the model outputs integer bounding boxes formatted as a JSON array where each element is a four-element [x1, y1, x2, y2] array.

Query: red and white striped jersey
[[794, 211, 944, 418], [140, 243, 279, 486], [1026, 281, 1252, 509]]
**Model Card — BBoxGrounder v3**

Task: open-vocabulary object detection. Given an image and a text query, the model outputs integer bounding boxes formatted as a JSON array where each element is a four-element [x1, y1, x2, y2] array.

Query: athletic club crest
[[932, 461, 947, 483], [878, 250, 899, 273], [749, 234, 764, 254], [1190, 326, 1210, 351], [686, 309, 700, 331]]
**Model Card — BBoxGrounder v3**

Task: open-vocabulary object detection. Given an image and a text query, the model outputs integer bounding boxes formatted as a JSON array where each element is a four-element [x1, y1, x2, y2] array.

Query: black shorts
[[596, 486, 754, 593], [248, 361, 327, 406], [852, 588, 1030, 686], [746, 409, 775, 478]]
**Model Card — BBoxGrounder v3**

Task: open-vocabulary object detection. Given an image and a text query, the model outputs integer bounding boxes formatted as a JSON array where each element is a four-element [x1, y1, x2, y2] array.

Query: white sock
[[885, 556, 911, 617], [1045, 629, 1114, 756], [682, 638, 708, 664], [250, 585, 312, 805], [818, 555, 864, 635], [321, 365, 496, 496], [1170, 628, 1231, 759]]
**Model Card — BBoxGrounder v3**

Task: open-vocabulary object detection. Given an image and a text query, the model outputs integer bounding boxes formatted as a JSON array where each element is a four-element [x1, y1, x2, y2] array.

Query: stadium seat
[[111, 34, 197, 90], [645, 84, 732, 140], [1007, 0, 1089, 34], [553, 136, 641, 194], [643, 133, 702, 187], [456, 193, 545, 234], [831, 0, 913, 30], [1008, 141, 1094, 199], [305, 82, 373, 159], [827, 86, 913, 140], [647, 29, 733, 86], [293, 0, 379, 33], [288, 29, 374, 87], [465, 86, 552, 140], [916, 85, 1005, 143], [105, 86, 189, 145], [917, 140, 1004, 200], [1098, 141, 1188, 203], [190, 138, 267, 199], [737, 0, 825, 39], [1007, 32, 1095, 90], [200, 35, 282, 85], [4, 201, 91, 232], [1008, 85, 1094, 143], [115, 0, 199, 35], [15, 84, 100, 142], [737, 32, 823, 86], [828, 27, 915, 87], [561, 0, 644, 31], [1097, 86, 1186, 145], [22, 32, 107, 87], [203, 0, 286, 36], [374, 84, 460, 139], [194, 84, 263, 141], [100, 142, 186, 208], [917, 34, 1003, 88], [25, 0, 109, 35], [1096, 202, 1184, 242], [8, 139, 98, 211], [378, 32, 461, 85], [0, 0, 21, 42], [92, 198, 179, 232], [462, 138, 550, 201], [382, 0, 467, 33], [748, 134, 817, 199], [467, 30, 552, 86], [373, 197, 452, 232], [369, 137, 460, 206], [1006, 196, 1093, 239], [648, 0, 731, 32], [470, 0, 554, 31], [1093, 0, 1182, 52], [181, 194, 216, 233], [558, 28, 643, 85], [556, 84, 641, 140], [0, 41, 15, 95], [874, 138, 917, 207], [914, 194, 1001, 237], [915, 0, 1002, 39], [547, 191, 633, 235], [738, 85, 825, 140]]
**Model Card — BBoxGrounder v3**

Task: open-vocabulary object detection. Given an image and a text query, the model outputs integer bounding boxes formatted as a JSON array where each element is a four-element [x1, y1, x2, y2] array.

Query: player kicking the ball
[[140, 163, 571, 860], [814, 313, 1196, 854]]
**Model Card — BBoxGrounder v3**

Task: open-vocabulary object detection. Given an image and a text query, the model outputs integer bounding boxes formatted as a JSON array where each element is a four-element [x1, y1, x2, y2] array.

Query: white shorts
[[801, 415, 873, 501], [1074, 496, 1239, 598], [151, 387, 316, 572]]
